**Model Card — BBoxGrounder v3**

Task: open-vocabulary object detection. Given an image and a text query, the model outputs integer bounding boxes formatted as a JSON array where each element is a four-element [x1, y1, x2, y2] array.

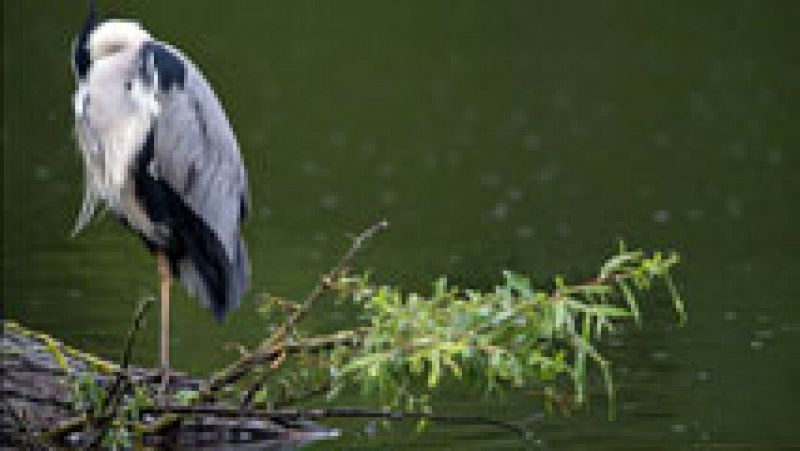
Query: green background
[[4, 1, 798, 448]]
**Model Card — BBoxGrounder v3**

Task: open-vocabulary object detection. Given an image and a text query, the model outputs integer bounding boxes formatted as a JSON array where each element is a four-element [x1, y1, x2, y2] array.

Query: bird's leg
[[157, 252, 171, 397]]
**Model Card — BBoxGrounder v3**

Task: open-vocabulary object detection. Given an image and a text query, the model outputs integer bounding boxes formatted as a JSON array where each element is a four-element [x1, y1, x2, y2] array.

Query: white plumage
[[73, 20, 159, 234]]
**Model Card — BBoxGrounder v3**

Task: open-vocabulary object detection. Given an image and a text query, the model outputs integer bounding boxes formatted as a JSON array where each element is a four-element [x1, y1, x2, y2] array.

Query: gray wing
[[144, 42, 250, 316]]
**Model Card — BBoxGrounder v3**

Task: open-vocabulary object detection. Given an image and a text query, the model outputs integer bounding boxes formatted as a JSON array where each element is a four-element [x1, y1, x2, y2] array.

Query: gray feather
[[148, 43, 250, 308]]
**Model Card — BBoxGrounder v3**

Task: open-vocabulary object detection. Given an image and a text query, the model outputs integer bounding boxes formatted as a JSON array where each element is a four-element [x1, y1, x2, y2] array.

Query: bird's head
[[72, 0, 151, 80], [88, 20, 151, 62]]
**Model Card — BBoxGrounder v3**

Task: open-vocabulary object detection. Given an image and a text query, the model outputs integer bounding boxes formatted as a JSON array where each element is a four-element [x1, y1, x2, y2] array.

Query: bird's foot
[[157, 366, 171, 404]]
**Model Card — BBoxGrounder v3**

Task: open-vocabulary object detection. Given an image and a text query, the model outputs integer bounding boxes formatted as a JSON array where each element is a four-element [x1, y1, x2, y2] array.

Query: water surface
[[4, 1, 798, 448]]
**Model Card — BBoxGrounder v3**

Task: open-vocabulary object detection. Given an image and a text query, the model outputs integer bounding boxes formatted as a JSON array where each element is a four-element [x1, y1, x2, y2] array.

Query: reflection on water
[[4, 1, 798, 448]]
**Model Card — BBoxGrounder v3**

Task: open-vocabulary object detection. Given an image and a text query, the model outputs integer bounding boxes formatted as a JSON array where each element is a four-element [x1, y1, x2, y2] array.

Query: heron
[[70, 3, 250, 387]]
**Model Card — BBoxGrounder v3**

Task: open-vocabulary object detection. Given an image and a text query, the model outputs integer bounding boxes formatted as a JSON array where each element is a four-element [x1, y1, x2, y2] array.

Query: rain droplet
[[725, 196, 742, 218], [376, 162, 394, 178], [754, 329, 774, 340], [686, 208, 705, 222], [329, 131, 347, 147], [445, 151, 462, 167], [671, 423, 688, 434], [320, 193, 340, 210], [516, 225, 534, 239], [651, 350, 670, 361], [522, 132, 541, 151], [490, 202, 509, 221], [380, 191, 397, 206], [301, 160, 321, 176], [766, 149, 782, 166], [507, 188, 524, 202], [723, 311, 737, 321], [480, 173, 500, 187], [553, 90, 572, 111], [535, 165, 558, 184], [360, 141, 376, 156], [750, 340, 763, 350], [652, 209, 671, 224]]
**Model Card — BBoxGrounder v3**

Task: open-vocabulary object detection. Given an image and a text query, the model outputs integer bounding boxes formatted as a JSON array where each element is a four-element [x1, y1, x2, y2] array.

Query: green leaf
[[502, 270, 533, 297], [433, 277, 448, 298], [664, 272, 687, 325], [428, 349, 441, 388], [617, 279, 641, 325]]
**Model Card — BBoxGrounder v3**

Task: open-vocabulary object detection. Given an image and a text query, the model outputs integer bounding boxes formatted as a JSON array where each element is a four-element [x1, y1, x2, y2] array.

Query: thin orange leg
[[157, 252, 171, 393]]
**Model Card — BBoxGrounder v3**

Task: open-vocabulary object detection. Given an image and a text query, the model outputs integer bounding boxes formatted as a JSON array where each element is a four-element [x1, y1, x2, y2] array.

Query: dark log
[[1, 320, 336, 448]]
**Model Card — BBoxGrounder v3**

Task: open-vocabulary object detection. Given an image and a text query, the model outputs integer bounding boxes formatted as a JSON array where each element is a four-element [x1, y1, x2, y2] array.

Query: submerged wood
[[0, 320, 336, 448]]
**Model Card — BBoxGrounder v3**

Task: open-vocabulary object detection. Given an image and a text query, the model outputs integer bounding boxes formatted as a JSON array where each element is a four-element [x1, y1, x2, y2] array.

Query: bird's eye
[[124, 81, 132, 91]]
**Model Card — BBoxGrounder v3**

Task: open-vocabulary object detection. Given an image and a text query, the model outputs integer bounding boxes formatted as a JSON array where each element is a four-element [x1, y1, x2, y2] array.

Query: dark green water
[[4, 1, 798, 448]]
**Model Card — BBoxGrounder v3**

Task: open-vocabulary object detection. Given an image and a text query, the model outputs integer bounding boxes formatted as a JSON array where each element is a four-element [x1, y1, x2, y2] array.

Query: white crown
[[89, 20, 152, 61]]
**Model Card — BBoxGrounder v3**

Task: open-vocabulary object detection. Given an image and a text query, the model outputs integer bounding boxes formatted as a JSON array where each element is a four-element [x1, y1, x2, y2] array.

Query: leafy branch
[[258, 241, 684, 417]]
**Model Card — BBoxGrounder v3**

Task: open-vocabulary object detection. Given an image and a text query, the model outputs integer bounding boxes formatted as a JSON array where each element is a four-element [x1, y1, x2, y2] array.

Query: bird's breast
[[77, 80, 154, 206]]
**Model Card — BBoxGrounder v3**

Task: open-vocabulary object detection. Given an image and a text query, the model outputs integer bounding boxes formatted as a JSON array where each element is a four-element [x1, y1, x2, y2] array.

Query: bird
[[70, 2, 250, 387]]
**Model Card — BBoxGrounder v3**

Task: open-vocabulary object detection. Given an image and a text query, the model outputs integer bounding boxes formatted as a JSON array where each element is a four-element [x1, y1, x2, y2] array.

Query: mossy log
[[1, 320, 336, 449]]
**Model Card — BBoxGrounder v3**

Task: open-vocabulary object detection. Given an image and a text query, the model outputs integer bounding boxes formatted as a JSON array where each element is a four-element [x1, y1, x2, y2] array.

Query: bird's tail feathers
[[178, 237, 248, 322]]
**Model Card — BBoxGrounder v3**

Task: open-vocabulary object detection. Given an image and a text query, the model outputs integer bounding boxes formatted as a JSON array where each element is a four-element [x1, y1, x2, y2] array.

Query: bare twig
[[199, 219, 388, 401], [103, 297, 154, 410], [90, 297, 154, 447], [240, 328, 366, 408]]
